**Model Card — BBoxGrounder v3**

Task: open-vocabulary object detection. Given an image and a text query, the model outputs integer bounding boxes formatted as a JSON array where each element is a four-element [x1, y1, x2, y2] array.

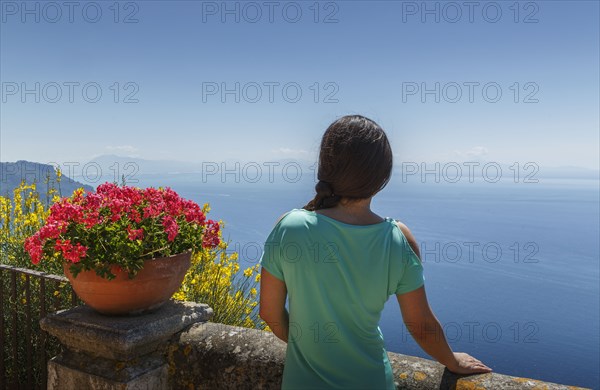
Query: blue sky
[[1, 0, 598, 170]]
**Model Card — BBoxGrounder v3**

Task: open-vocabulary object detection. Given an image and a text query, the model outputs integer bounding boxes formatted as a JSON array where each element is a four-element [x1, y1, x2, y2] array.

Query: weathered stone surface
[[41, 301, 212, 390], [168, 322, 589, 390], [168, 321, 286, 389], [388, 353, 588, 389], [47, 358, 168, 390], [49, 347, 166, 384], [40, 300, 212, 361]]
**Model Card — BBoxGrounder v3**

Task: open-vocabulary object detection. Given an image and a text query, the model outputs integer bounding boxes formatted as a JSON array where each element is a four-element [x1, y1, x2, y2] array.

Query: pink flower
[[47, 199, 83, 225], [143, 204, 161, 219], [162, 215, 179, 242], [55, 239, 88, 263], [202, 220, 220, 248], [127, 226, 144, 241], [24, 234, 43, 264], [128, 209, 142, 223], [38, 221, 66, 241], [82, 210, 100, 229], [183, 200, 206, 224]]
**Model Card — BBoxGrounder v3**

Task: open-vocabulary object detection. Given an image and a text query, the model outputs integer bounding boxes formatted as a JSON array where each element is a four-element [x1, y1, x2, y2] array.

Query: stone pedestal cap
[[40, 300, 212, 361]]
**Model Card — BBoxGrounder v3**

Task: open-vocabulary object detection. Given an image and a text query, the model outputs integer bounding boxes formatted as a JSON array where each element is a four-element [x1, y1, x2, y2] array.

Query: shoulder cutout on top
[[394, 220, 421, 260]]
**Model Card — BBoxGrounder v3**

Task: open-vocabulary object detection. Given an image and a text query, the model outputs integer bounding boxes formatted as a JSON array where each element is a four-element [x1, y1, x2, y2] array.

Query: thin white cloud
[[273, 147, 309, 156], [105, 145, 139, 156], [454, 146, 489, 161]]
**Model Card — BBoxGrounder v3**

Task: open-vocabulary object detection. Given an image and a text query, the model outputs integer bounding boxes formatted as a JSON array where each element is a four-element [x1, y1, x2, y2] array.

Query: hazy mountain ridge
[[0, 161, 94, 198]]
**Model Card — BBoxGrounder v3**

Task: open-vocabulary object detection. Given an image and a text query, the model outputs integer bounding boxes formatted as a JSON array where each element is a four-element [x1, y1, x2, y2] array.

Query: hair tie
[[315, 180, 334, 197]]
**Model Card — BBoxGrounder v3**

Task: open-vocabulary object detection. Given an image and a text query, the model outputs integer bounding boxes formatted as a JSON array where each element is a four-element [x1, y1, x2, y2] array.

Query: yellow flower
[[250, 288, 257, 296], [243, 268, 253, 278], [255, 274, 261, 283], [172, 291, 185, 301]]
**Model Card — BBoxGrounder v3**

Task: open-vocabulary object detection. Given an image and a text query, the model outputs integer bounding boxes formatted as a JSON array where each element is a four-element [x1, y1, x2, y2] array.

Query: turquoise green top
[[260, 209, 425, 389]]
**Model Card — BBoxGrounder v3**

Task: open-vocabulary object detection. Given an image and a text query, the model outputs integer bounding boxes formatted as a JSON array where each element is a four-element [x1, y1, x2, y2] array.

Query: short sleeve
[[259, 217, 287, 282], [394, 232, 425, 295]]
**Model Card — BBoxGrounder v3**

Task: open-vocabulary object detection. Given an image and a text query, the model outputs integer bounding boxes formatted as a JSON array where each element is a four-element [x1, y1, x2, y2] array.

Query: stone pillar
[[40, 300, 212, 390]]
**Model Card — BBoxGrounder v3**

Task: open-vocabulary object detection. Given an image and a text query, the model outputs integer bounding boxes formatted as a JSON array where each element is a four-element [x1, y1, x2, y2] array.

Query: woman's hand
[[446, 352, 492, 375], [398, 286, 493, 376]]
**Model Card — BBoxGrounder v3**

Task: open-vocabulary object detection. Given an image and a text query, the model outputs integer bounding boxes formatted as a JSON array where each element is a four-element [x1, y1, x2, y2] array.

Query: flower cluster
[[5, 178, 262, 341], [24, 183, 220, 279], [173, 240, 263, 329]]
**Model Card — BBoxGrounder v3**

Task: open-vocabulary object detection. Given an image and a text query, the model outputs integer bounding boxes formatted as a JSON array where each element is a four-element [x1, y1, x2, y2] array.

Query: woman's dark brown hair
[[303, 115, 393, 211]]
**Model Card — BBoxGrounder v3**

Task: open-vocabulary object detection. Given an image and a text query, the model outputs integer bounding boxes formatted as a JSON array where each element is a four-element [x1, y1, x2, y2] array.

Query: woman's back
[[260, 209, 424, 389], [259, 115, 491, 389]]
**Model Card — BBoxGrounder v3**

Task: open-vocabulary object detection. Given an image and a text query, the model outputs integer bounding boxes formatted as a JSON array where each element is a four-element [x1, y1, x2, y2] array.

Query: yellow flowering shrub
[[173, 204, 264, 329], [1, 177, 63, 274], [0, 173, 71, 386]]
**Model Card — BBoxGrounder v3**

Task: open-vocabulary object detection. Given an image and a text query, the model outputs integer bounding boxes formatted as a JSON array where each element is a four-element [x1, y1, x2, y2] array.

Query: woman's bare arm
[[259, 267, 289, 343], [397, 287, 490, 374], [395, 222, 492, 375]]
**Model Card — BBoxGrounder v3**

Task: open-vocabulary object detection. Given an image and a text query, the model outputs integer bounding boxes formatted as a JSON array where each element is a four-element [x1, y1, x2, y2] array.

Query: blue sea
[[134, 174, 599, 389]]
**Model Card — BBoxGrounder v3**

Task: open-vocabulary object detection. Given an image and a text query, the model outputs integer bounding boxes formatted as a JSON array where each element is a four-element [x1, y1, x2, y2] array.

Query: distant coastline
[[2, 156, 598, 193], [0, 160, 93, 198]]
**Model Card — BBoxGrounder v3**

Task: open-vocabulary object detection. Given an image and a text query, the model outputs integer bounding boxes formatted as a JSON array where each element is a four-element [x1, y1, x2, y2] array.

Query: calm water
[[136, 174, 599, 389]]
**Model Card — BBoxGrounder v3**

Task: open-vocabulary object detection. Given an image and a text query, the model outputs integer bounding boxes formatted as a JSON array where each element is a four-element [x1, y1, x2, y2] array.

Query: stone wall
[[41, 303, 589, 390], [168, 321, 588, 390]]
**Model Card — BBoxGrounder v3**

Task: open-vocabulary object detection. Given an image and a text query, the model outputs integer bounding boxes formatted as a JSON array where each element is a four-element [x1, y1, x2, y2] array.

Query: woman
[[259, 115, 491, 389]]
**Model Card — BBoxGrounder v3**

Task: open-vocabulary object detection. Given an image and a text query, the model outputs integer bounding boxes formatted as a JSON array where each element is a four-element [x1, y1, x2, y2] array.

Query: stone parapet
[[168, 321, 589, 390]]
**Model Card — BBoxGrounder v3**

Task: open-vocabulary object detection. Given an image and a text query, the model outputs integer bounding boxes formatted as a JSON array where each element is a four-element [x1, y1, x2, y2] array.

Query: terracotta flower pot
[[63, 251, 191, 315]]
